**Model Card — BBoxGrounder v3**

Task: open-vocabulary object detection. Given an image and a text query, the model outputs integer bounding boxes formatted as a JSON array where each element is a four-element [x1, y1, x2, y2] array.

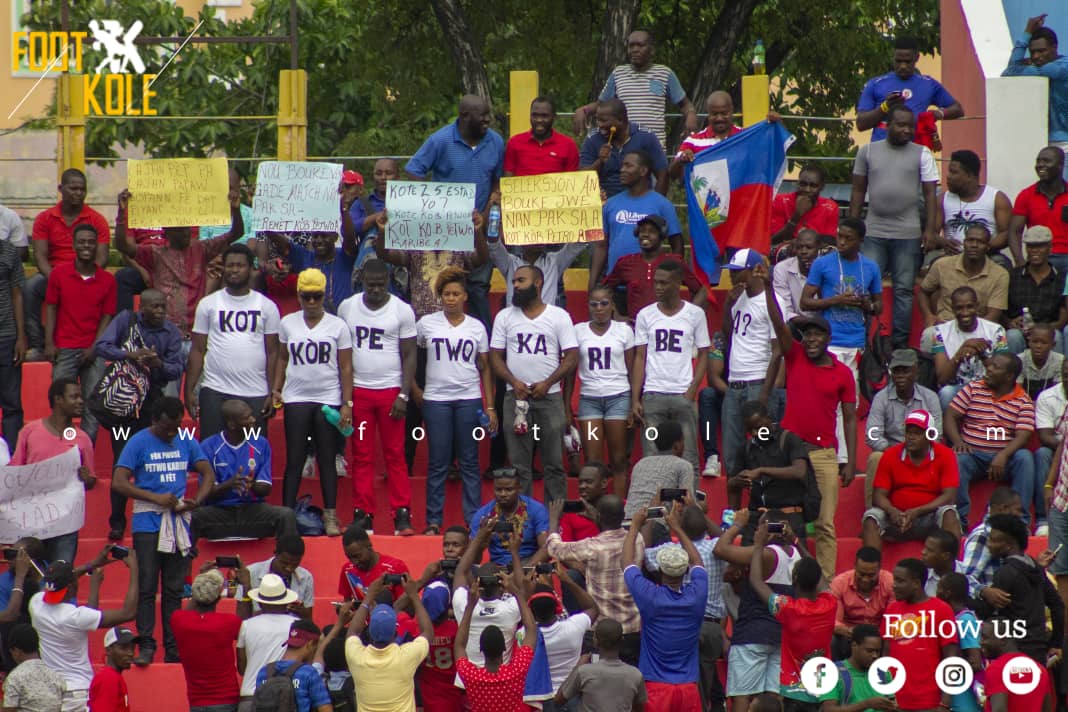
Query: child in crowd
[[1019, 324, 1063, 399]]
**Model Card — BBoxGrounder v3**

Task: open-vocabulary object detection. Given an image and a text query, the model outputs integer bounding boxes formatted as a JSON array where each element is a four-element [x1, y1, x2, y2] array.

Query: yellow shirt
[[345, 636, 430, 712]]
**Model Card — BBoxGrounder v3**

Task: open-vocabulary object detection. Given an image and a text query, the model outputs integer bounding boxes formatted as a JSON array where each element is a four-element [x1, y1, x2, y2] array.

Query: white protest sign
[[0, 449, 85, 541], [384, 181, 476, 251], [252, 161, 343, 232]]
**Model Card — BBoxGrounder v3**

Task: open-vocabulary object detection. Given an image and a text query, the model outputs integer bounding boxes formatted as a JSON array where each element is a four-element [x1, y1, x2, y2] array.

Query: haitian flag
[[684, 121, 795, 285]]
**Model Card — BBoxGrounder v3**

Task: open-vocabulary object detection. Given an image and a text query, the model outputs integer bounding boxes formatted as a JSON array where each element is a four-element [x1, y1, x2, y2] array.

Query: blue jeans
[[862, 236, 921, 349], [698, 387, 724, 460], [423, 398, 482, 525], [52, 349, 105, 442], [956, 449, 1035, 527], [0, 337, 22, 449], [43, 531, 78, 565], [939, 384, 963, 413], [1035, 447, 1055, 524], [722, 382, 778, 476]]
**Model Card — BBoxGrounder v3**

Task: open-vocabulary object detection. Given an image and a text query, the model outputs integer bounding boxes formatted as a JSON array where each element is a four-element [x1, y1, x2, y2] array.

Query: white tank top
[[766, 543, 804, 586], [942, 185, 999, 248]]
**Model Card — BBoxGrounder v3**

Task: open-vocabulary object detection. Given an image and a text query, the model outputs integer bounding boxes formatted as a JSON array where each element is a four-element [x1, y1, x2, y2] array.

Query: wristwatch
[[345, 400, 353, 407], [398, 393, 410, 402]]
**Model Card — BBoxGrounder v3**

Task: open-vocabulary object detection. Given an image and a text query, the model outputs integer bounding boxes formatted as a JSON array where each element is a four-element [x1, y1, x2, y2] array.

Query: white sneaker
[[301, 454, 316, 479], [1035, 523, 1050, 537], [702, 454, 722, 478], [335, 454, 348, 477]]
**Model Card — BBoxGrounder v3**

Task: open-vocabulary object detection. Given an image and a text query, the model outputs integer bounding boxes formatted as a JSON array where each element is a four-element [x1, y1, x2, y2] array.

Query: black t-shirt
[[743, 426, 809, 509]]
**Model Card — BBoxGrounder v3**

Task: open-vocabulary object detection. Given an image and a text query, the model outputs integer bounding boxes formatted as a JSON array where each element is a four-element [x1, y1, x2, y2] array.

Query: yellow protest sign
[[127, 158, 230, 228], [499, 171, 603, 245]]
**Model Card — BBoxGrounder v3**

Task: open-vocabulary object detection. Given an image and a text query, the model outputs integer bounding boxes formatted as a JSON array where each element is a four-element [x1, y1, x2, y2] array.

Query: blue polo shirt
[[579, 123, 667, 197], [856, 72, 957, 141], [255, 661, 331, 712], [288, 243, 357, 314], [116, 429, 208, 534], [1003, 35, 1068, 142], [602, 189, 682, 274], [199, 433, 272, 508], [805, 251, 882, 348], [405, 122, 505, 210], [624, 564, 708, 684], [469, 496, 550, 564]]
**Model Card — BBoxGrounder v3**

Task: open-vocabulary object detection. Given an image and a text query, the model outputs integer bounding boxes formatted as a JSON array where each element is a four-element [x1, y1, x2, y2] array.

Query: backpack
[[253, 661, 300, 712], [858, 319, 894, 404], [779, 430, 822, 523], [836, 660, 892, 704], [87, 313, 151, 428]]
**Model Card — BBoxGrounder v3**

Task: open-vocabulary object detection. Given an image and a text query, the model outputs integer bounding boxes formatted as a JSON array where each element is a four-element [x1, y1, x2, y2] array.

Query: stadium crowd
[[2, 17, 1068, 712]]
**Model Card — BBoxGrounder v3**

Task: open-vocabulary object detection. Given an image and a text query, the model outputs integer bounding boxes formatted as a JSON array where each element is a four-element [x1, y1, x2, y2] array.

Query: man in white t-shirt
[[337, 258, 417, 535], [631, 259, 711, 476], [489, 264, 579, 502], [185, 243, 281, 439], [236, 574, 299, 711], [30, 555, 139, 712], [0, 203, 28, 260], [721, 249, 781, 478], [930, 285, 1011, 412]]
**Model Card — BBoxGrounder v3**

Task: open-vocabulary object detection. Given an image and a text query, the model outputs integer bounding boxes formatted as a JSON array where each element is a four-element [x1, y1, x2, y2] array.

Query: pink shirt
[[10, 419, 94, 467]]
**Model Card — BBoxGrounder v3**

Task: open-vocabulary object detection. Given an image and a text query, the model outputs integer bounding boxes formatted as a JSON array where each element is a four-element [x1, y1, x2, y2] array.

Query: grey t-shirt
[[853, 140, 939, 239], [624, 453, 693, 518], [559, 657, 647, 712]]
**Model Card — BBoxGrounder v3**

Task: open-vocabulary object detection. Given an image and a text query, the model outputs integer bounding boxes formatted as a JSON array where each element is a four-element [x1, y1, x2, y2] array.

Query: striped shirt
[[547, 529, 645, 634], [949, 380, 1034, 451], [0, 240, 25, 340], [677, 125, 743, 157], [599, 64, 687, 148]]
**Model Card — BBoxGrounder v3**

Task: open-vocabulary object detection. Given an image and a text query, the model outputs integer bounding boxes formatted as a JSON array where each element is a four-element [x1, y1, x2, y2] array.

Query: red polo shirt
[[780, 344, 855, 449], [32, 203, 111, 268], [1012, 181, 1068, 254], [603, 252, 707, 316], [503, 130, 580, 176], [44, 262, 117, 349], [769, 193, 840, 238], [560, 512, 600, 542], [872, 441, 959, 511]]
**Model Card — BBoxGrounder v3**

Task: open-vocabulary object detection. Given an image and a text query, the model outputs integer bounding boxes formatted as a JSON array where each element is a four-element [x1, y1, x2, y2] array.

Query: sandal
[[423, 524, 441, 536]]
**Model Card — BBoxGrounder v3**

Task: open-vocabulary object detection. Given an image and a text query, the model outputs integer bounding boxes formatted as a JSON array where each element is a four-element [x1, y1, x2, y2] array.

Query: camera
[[535, 563, 554, 575], [383, 573, 405, 586], [767, 522, 785, 534], [659, 488, 687, 502], [695, 490, 707, 502], [493, 520, 515, 534], [2, 548, 18, 562], [215, 555, 240, 568], [440, 558, 459, 572], [478, 574, 500, 587], [562, 500, 586, 514], [110, 545, 130, 560], [647, 506, 666, 519]]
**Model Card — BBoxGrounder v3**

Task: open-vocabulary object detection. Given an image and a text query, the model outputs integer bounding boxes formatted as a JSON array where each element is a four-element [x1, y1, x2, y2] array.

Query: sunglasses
[[588, 300, 611, 308], [299, 292, 325, 302]]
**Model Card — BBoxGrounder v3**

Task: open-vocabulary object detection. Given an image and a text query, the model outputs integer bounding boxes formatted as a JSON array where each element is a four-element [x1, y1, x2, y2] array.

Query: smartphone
[[535, 563, 554, 575], [647, 506, 666, 519], [767, 522, 785, 534], [695, 490, 707, 502], [440, 558, 459, 572], [659, 488, 687, 502], [478, 574, 500, 587], [493, 520, 515, 534], [215, 555, 240, 568], [2, 548, 17, 562], [383, 573, 405, 586], [331, 601, 344, 611], [562, 500, 586, 514], [110, 545, 130, 560]]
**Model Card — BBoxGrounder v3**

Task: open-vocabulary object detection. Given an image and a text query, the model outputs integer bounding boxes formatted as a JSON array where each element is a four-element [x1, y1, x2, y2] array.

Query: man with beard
[[933, 149, 1012, 267], [850, 104, 940, 350], [1010, 146, 1068, 274], [505, 97, 579, 177], [185, 244, 280, 439], [337, 259, 417, 535], [631, 259, 710, 478], [25, 169, 111, 359], [489, 265, 578, 502]]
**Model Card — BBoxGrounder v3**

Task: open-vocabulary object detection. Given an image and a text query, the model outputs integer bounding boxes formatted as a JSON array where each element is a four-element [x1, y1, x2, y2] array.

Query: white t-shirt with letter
[[635, 301, 711, 394], [338, 294, 417, 390], [490, 305, 578, 395]]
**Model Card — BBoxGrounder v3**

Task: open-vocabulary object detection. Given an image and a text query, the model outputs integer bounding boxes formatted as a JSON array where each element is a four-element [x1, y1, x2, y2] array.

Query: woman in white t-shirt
[[565, 285, 634, 493], [415, 267, 496, 532], [271, 269, 353, 536]]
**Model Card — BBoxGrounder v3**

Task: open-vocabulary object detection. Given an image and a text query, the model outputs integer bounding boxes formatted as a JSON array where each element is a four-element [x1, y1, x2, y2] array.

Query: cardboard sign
[[384, 181, 476, 251], [252, 161, 343, 232], [0, 449, 85, 541], [500, 171, 603, 244], [128, 157, 230, 228]]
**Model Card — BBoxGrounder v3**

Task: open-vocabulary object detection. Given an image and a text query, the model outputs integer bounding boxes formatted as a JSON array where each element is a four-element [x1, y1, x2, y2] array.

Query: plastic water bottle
[[321, 404, 354, 437], [751, 40, 766, 75], [478, 408, 498, 438], [1022, 306, 1035, 335], [487, 205, 501, 239]]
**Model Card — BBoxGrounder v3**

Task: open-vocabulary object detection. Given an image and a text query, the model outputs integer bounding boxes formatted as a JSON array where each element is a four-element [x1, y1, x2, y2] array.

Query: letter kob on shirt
[[654, 328, 684, 353], [354, 326, 386, 350], [432, 337, 476, 362], [516, 332, 548, 355], [288, 340, 333, 365], [218, 310, 262, 333], [586, 346, 612, 370]]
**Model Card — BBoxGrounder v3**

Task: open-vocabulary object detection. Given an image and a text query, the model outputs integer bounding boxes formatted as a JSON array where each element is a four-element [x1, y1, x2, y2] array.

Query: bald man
[[669, 92, 742, 180], [191, 399, 297, 541]]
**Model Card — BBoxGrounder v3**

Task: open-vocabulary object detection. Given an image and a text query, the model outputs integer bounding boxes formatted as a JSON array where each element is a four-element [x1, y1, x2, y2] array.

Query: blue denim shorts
[[577, 392, 630, 421]]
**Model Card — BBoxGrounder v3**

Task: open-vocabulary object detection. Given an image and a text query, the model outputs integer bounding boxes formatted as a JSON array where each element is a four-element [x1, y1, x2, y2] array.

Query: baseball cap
[[341, 170, 364, 186], [1023, 225, 1053, 245], [656, 545, 690, 577], [421, 581, 451, 622], [905, 409, 934, 431], [888, 349, 918, 370], [369, 604, 398, 644], [42, 561, 75, 604], [296, 268, 327, 293], [103, 626, 150, 648], [633, 215, 668, 237], [725, 248, 764, 271], [789, 314, 832, 340]]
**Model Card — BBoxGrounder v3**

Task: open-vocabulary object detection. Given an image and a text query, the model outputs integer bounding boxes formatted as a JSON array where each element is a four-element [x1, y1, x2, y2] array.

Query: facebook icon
[[801, 656, 839, 697]]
